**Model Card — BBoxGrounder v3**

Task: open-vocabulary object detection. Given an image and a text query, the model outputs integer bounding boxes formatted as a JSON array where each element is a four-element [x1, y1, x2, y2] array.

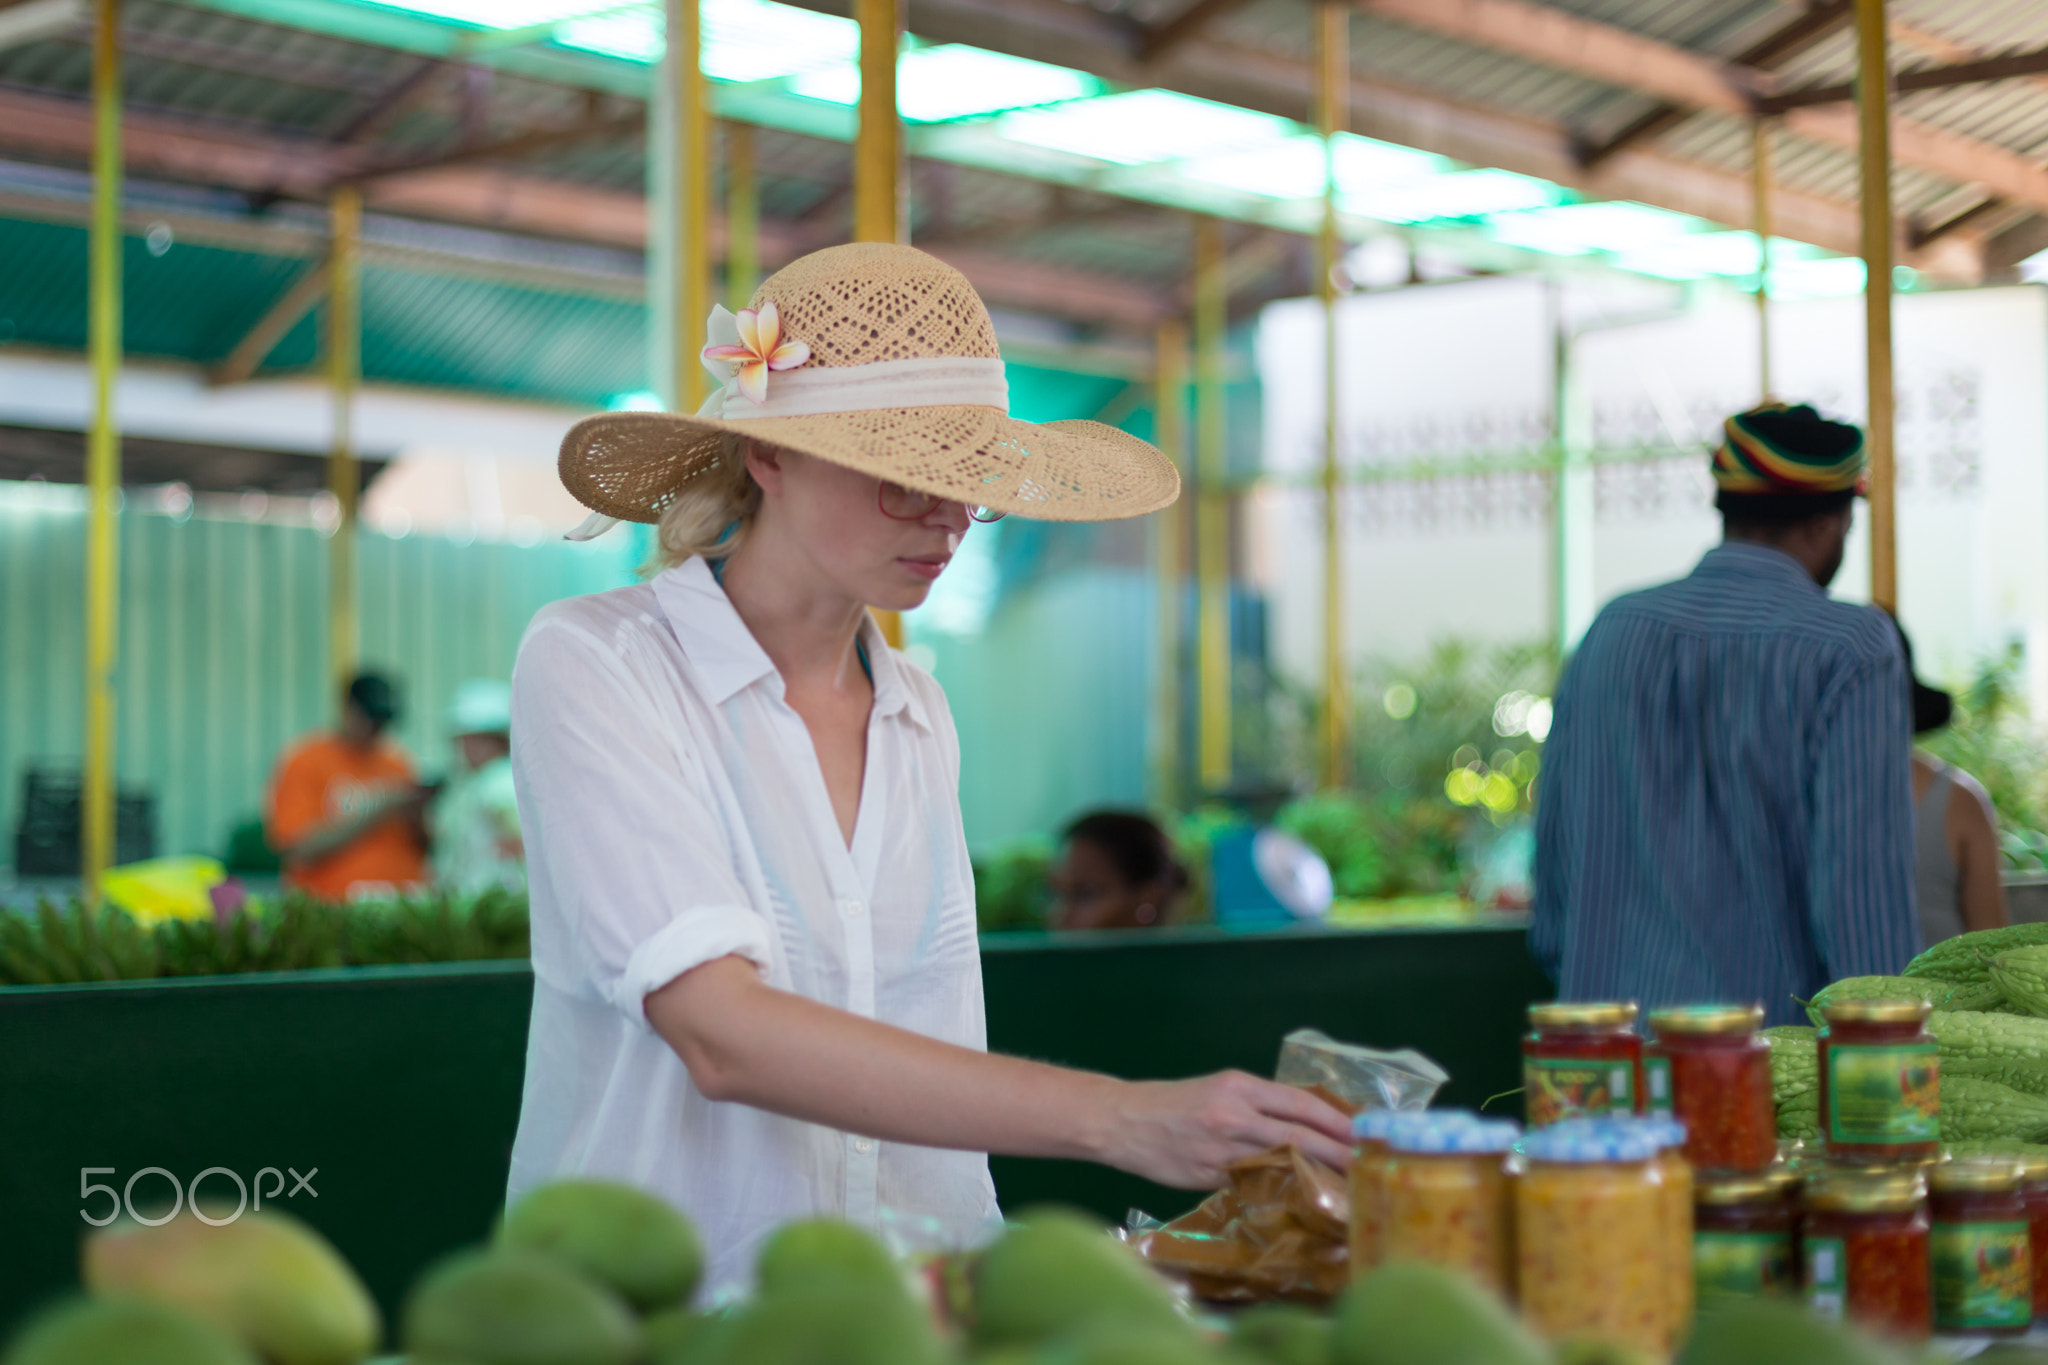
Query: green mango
[[1331, 1263, 1546, 1365], [1675, 1302, 1906, 1365], [702, 1285, 945, 1365], [4, 1296, 258, 1365], [971, 1208, 1183, 1349], [1228, 1305, 1332, 1365], [403, 1249, 639, 1365], [500, 1180, 705, 1312], [754, 1219, 904, 1299]]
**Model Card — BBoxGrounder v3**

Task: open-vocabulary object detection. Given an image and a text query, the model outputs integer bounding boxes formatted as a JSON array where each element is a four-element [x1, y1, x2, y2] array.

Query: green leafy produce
[[3, 1297, 259, 1365], [1904, 924, 2048, 988], [1927, 1010, 2048, 1095], [1990, 945, 2048, 1018], [1676, 1301, 1906, 1365], [1936, 1075, 2048, 1143], [402, 1249, 639, 1365], [971, 1209, 1182, 1349], [1805, 976, 2002, 1025], [499, 1180, 704, 1313], [1331, 1262, 1547, 1365]]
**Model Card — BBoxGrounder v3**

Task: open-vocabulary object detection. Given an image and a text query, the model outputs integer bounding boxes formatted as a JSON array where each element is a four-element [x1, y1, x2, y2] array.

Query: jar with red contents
[[1802, 1167, 1931, 1340], [1816, 999, 1940, 1165], [1647, 1004, 1776, 1173], [2020, 1153, 2048, 1321], [1525, 1002, 1642, 1128], [1931, 1159, 2033, 1336]]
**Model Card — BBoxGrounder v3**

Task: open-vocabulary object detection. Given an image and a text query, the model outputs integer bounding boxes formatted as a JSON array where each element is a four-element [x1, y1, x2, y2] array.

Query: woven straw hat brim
[[561, 406, 1181, 525]]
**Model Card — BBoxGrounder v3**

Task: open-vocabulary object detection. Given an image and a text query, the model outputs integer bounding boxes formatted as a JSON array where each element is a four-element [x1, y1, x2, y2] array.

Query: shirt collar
[[653, 557, 931, 732], [1693, 540, 1824, 595]]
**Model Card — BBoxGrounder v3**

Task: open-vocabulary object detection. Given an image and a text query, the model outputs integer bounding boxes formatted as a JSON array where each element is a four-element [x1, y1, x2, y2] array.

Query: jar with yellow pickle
[[1379, 1113, 1521, 1297], [1348, 1109, 1405, 1276], [1516, 1120, 1670, 1356], [1642, 1116, 1696, 1342]]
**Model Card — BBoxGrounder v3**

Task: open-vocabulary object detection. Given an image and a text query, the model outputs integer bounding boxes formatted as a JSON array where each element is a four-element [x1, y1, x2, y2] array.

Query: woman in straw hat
[[506, 243, 1350, 1293]]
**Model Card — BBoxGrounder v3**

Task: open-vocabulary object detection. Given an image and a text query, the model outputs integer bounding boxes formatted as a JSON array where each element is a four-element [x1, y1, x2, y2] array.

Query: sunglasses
[[877, 480, 1005, 524]]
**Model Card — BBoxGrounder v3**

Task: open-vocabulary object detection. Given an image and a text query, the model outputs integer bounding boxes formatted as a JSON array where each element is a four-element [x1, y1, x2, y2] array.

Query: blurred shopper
[[1894, 622, 2008, 943], [430, 679, 525, 896], [267, 671, 428, 901], [1048, 810, 1186, 930], [1533, 404, 1918, 1025]]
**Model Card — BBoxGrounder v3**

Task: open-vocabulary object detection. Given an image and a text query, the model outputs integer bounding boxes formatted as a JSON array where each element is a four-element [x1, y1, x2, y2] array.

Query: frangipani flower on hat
[[701, 300, 810, 404]]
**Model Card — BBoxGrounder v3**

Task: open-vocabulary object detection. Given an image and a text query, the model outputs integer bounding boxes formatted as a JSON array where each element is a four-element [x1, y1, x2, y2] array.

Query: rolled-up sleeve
[[1805, 646, 1921, 980], [512, 614, 774, 1026]]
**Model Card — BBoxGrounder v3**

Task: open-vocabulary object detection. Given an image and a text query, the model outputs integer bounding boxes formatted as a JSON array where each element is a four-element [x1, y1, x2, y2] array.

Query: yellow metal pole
[[726, 121, 758, 312], [328, 186, 361, 698], [1855, 0, 1897, 613], [1316, 0, 1347, 791], [82, 0, 122, 899], [1752, 117, 1774, 403], [672, 0, 710, 414], [1154, 320, 1188, 807], [1194, 217, 1230, 794], [856, 0, 907, 646]]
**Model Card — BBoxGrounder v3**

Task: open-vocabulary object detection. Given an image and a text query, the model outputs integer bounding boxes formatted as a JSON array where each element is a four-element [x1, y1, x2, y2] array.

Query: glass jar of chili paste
[[1517, 1121, 1671, 1355], [1817, 999, 1939, 1165], [1525, 1002, 1642, 1128], [2018, 1153, 2048, 1321], [1647, 1004, 1776, 1173], [1348, 1109, 1404, 1276], [1694, 1169, 1799, 1312], [1802, 1167, 1931, 1340], [1931, 1158, 2033, 1336], [1380, 1113, 1520, 1296]]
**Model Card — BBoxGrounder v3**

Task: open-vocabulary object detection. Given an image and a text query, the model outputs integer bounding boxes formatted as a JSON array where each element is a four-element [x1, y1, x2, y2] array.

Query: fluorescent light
[[1485, 201, 1712, 256], [699, 0, 855, 81], [790, 44, 1098, 121], [1770, 255, 1866, 298], [1181, 133, 1325, 199], [556, 7, 660, 61], [1346, 169, 1562, 224], [352, 0, 598, 25], [997, 90, 1295, 165]]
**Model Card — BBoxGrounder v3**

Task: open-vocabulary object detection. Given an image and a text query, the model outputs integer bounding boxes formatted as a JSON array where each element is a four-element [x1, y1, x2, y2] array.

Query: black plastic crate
[[13, 767, 155, 876]]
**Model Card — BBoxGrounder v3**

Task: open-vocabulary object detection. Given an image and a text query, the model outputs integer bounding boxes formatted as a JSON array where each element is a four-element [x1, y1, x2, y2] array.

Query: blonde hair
[[644, 435, 763, 575]]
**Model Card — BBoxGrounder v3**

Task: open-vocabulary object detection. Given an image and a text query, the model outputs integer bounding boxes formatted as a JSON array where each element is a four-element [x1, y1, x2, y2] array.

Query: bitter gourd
[[1937, 1074, 2048, 1142], [1805, 975, 2003, 1024], [1777, 1090, 1820, 1142], [1928, 1009, 2048, 1096], [1990, 945, 2048, 1019], [1944, 1140, 2048, 1164], [1905, 923, 2048, 988], [1765, 1026, 1818, 1107]]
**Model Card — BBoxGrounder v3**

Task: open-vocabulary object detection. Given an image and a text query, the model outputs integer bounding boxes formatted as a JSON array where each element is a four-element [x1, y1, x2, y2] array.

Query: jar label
[[1804, 1236, 1847, 1321], [1524, 1057, 1634, 1127], [1695, 1230, 1795, 1309], [1825, 1043, 1939, 1146], [1932, 1220, 2031, 1331], [1644, 1055, 1673, 1118]]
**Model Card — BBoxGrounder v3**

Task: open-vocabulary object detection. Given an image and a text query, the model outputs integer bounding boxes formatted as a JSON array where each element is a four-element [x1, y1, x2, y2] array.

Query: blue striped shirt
[[1531, 541, 1919, 1025]]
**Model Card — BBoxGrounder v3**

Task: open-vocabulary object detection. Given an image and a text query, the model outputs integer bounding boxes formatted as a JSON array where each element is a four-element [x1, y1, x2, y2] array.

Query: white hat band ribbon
[[697, 356, 1010, 421]]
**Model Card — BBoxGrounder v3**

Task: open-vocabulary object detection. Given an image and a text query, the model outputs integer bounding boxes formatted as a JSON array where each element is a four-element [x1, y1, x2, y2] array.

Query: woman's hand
[[1098, 1071, 1355, 1188]]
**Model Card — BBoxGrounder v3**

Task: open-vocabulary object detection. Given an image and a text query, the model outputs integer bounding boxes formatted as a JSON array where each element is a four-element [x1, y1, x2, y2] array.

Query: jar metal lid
[[1649, 1003, 1765, 1036], [1529, 1001, 1639, 1029], [1819, 998, 1933, 1025], [1697, 1173, 1789, 1205], [1804, 1167, 1928, 1212], [1932, 1158, 2024, 1194]]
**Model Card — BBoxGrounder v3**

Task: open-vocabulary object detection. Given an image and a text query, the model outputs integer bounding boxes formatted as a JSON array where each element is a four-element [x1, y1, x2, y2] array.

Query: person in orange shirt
[[267, 672, 428, 901]]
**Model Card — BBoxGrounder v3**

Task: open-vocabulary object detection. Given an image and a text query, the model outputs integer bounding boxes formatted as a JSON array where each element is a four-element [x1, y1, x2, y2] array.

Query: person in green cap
[[1532, 403, 1918, 1025]]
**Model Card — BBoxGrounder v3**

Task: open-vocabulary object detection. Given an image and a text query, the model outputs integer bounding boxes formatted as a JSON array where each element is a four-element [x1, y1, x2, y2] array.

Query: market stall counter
[[0, 918, 1549, 1333]]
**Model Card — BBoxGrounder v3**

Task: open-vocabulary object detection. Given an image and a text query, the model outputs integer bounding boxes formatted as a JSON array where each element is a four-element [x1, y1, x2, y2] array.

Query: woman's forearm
[[643, 956, 1352, 1188]]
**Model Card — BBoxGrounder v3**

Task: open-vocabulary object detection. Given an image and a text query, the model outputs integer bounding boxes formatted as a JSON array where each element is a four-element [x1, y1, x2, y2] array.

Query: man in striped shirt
[[1532, 405, 1918, 1025]]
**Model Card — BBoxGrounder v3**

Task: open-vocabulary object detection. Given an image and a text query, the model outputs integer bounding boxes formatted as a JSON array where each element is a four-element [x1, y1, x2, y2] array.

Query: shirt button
[[842, 898, 864, 917], [853, 1137, 874, 1154]]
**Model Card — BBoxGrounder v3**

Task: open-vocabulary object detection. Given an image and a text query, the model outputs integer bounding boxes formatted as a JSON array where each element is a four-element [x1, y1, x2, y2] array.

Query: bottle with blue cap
[[1516, 1117, 1675, 1357], [1378, 1110, 1522, 1297]]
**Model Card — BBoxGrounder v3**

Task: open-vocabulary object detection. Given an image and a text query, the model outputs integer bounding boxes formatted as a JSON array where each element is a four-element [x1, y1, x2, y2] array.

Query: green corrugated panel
[[0, 486, 638, 866]]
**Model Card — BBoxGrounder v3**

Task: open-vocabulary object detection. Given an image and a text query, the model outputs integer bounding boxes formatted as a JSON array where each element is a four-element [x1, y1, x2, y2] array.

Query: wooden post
[[1153, 320, 1188, 807], [1752, 117, 1774, 403], [1194, 217, 1230, 794], [857, 0, 908, 646], [667, 0, 710, 415], [726, 121, 758, 312], [82, 0, 122, 899], [327, 185, 362, 698], [1316, 0, 1347, 790], [1855, 0, 1897, 613]]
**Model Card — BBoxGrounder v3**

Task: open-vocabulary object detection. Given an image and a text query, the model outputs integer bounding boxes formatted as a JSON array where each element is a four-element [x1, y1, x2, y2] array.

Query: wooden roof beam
[[1760, 44, 2048, 113], [208, 259, 331, 386], [1355, 0, 2048, 218], [1136, 0, 1254, 63]]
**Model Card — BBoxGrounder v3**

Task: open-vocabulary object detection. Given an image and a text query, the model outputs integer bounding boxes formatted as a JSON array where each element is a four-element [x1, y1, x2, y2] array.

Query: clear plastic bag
[[1275, 1027, 1448, 1114]]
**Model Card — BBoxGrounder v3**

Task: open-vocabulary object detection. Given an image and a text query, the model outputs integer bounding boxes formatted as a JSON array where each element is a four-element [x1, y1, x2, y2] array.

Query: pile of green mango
[[5, 1185, 2020, 1365]]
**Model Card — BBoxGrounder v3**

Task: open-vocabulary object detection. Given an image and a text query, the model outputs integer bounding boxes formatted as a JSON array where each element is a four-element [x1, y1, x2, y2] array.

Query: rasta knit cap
[[1712, 403, 1866, 520]]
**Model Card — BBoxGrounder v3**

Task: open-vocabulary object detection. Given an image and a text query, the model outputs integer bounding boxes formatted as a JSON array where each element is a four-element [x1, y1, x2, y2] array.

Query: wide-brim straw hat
[[559, 243, 1179, 526]]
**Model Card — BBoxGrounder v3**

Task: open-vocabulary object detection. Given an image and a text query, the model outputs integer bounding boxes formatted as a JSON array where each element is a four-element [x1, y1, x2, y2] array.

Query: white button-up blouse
[[504, 557, 998, 1297]]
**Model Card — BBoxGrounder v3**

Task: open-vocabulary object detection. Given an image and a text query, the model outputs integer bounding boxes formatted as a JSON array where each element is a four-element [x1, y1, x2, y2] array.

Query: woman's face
[[747, 445, 971, 612], [1048, 838, 1166, 932]]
